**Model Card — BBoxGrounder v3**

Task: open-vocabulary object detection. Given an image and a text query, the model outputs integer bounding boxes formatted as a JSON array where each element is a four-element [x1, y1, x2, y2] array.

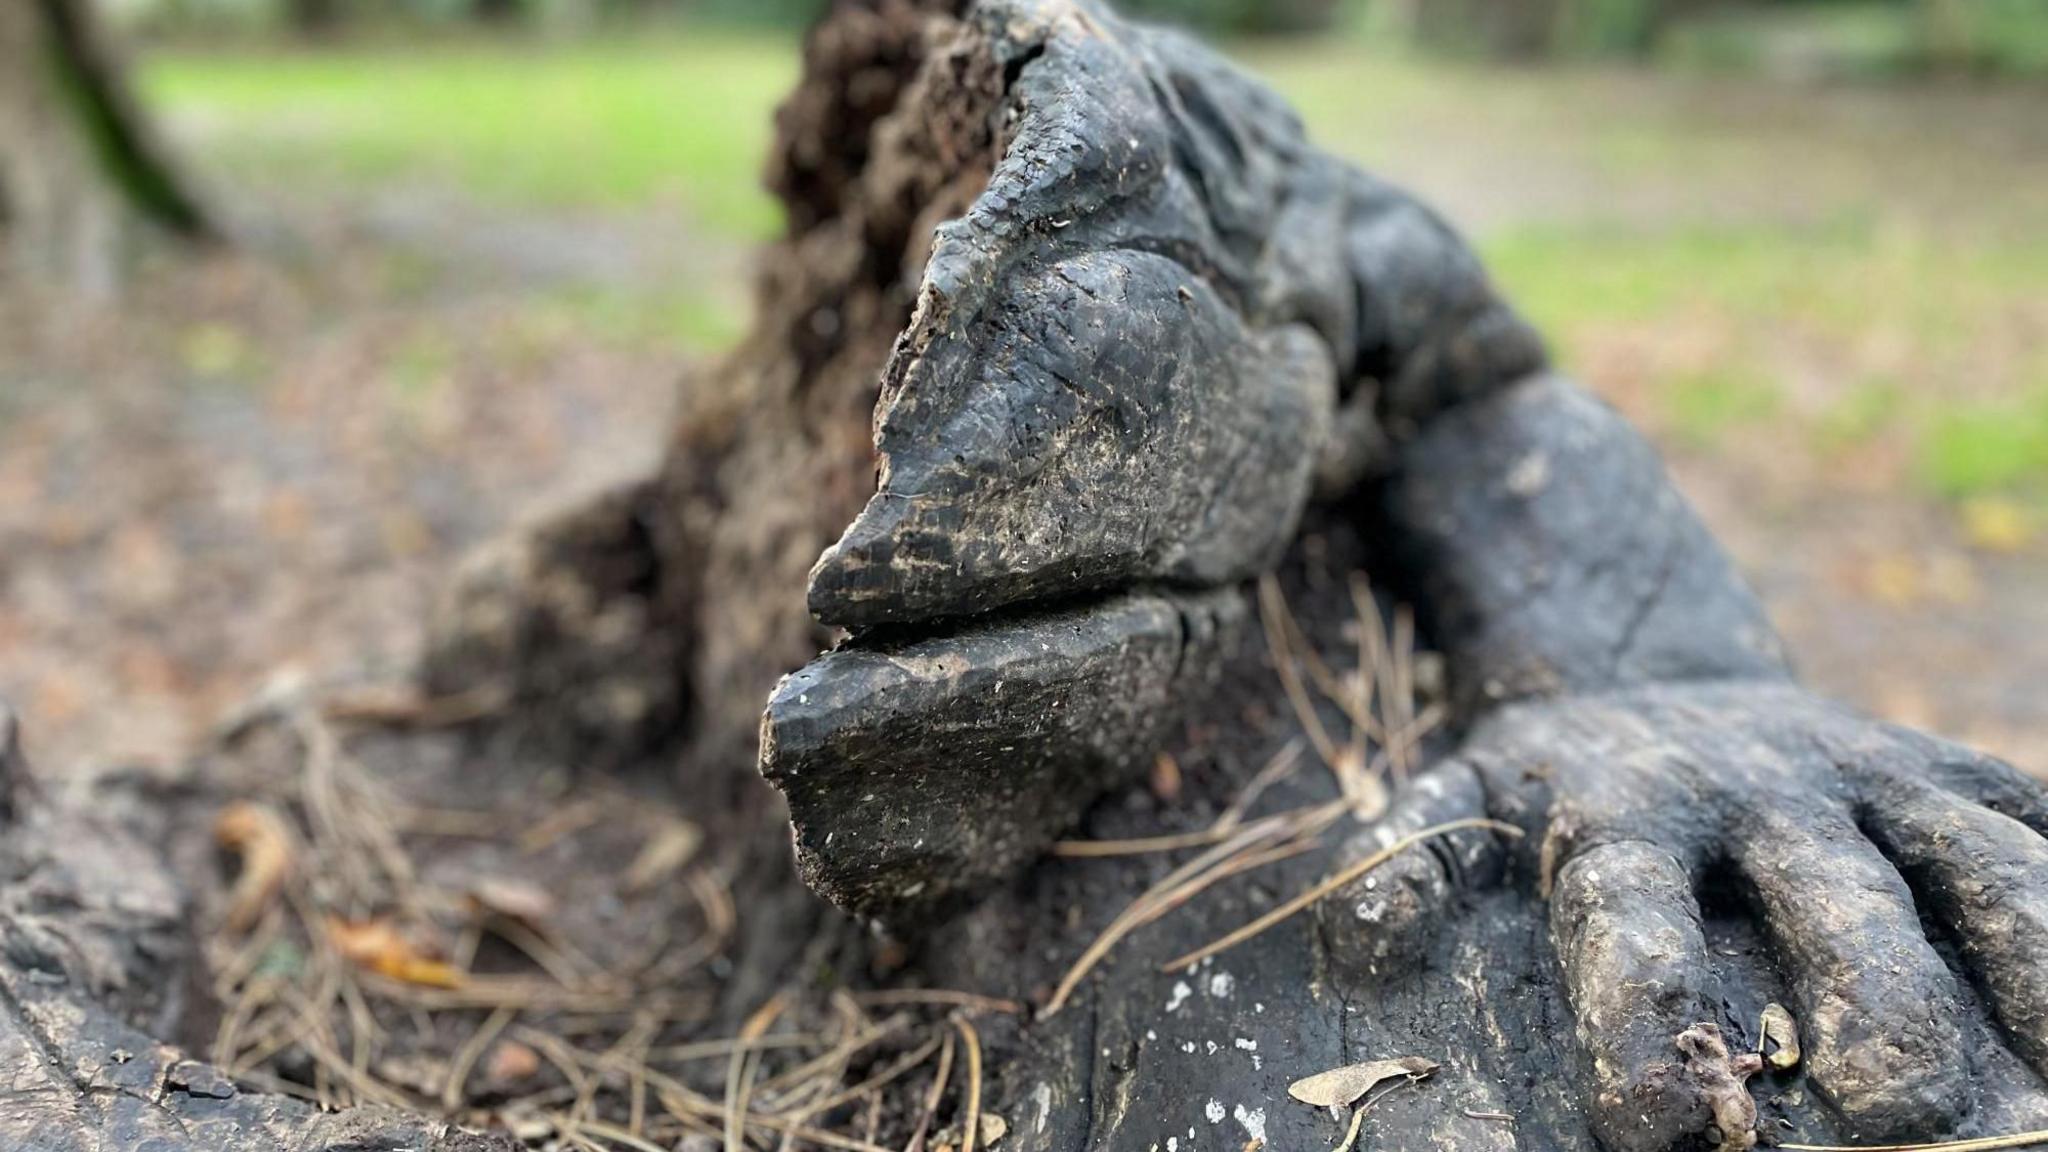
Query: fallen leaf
[[1150, 751, 1183, 804], [214, 802, 294, 933], [464, 877, 556, 926], [1862, 553, 1922, 607], [980, 1115, 1009, 1146], [1962, 498, 2035, 554], [1759, 1002, 1801, 1070], [325, 917, 466, 988], [483, 1039, 542, 1087], [624, 816, 703, 893], [1287, 1056, 1437, 1108]]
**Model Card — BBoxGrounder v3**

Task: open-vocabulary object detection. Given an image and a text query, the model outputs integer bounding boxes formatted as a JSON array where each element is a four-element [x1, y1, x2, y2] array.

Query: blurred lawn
[[145, 32, 798, 238], [144, 29, 2048, 512]]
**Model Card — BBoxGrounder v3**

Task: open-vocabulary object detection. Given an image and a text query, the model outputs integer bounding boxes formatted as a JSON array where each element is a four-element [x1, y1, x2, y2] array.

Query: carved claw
[[1396, 681, 2048, 1149]]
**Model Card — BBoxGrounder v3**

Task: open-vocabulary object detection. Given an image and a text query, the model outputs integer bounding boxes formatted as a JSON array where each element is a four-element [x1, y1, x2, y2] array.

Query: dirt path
[[0, 198, 712, 776]]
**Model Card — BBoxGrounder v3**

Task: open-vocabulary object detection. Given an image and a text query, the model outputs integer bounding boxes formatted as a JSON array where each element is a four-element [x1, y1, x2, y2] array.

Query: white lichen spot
[[1033, 1083, 1053, 1134], [1182, 1041, 1197, 1054], [1506, 450, 1551, 496], [1166, 981, 1193, 1013], [1234, 1104, 1268, 1145], [1205, 1099, 1226, 1124], [1167, 1138, 1179, 1152], [1205, 1040, 1219, 1055], [1234, 1038, 1257, 1052], [1207, 972, 1235, 999]]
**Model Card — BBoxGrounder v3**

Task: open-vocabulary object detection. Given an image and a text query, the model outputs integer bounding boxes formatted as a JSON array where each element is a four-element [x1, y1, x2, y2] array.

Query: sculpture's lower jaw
[[760, 584, 1246, 922]]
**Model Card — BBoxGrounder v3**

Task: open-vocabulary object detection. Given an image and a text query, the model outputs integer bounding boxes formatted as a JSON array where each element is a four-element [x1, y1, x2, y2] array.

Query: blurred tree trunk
[[1916, 0, 1978, 72], [473, 0, 525, 23], [1409, 0, 1558, 59], [288, 0, 346, 35], [1406, 0, 1676, 60], [424, 0, 985, 784], [420, 0, 983, 1014], [0, 0, 215, 297]]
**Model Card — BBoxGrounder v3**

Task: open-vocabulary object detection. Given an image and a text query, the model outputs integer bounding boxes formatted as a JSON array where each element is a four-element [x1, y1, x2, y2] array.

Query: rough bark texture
[[423, 0, 999, 786], [417, 0, 1009, 1031], [0, 0, 213, 296]]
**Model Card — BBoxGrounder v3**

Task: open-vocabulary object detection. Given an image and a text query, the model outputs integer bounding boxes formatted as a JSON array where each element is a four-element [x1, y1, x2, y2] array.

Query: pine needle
[[784, 1033, 943, 1121], [1334, 1105, 1368, 1152], [558, 1117, 673, 1152], [853, 989, 1025, 1016], [1042, 799, 1345, 1016], [1053, 740, 1304, 858], [1052, 826, 1241, 857], [903, 1028, 956, 1152], [442, 1004, 515, 1112], [1161, 818, 1523, 972], [1259, 575, 1343, 773], [953, 1017, 983, 1152], [1781, 1133, 2048, 1152], [727, 992, 789, 1152]]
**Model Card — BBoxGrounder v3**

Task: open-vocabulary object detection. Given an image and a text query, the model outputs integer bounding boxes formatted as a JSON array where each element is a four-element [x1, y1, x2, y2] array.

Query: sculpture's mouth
[[758, 580, 1245, 923]]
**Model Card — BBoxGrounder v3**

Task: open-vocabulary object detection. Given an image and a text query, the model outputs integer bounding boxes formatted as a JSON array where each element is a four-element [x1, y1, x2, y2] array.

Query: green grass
[[535, 282, 751, 354], [1661, 0, 2048, 78], [1917, 387, 2048, 501], [1483, 218, 2048, 354], [144, 30, 797, 238], [1480, 219, 2048, 500], [1659, 368, 1784, 449]]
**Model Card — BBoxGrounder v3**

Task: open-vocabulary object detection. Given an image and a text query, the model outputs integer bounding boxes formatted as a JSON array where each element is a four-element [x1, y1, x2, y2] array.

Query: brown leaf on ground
[[213, 801, 294, 933], [1759, 1002, 1801, 1071], [1150, 750, 1183, 804], [482, 1039, 542, 1089], [1962, 498, 2035, 554], [325, 917, 466, 988], [464, 876, 557, 927], [1287, 1055, 1437, 1108]]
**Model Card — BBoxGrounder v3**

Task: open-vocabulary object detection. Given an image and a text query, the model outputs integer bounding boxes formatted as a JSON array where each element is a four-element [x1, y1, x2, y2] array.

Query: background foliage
[[113, 0, 2048, 73]]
